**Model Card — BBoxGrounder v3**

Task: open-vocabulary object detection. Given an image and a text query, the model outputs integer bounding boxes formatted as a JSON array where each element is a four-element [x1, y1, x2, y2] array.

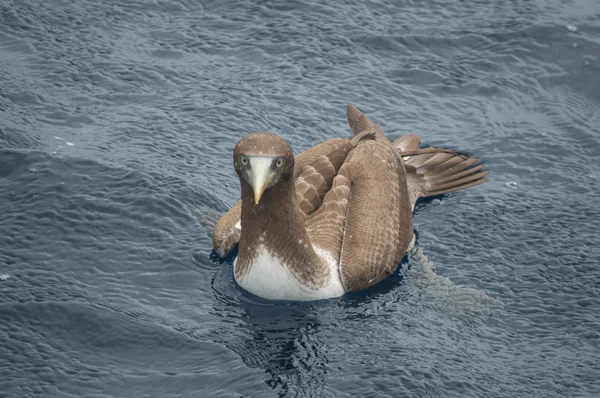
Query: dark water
[[1, 0, 600, 396]]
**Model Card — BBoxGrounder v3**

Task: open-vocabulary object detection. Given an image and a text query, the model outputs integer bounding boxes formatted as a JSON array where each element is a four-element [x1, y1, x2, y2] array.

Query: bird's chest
[[233, 244, 344, 301]]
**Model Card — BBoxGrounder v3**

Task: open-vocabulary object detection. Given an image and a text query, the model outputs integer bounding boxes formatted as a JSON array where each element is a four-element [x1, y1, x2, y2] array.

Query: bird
[[211, 105, 489, 301]]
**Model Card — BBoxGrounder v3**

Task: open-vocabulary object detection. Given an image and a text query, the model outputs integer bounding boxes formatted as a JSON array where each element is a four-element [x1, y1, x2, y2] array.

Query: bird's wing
[[306, 132, 414, 292], [346, 104, 389, 141], [293, 138, 353, 216], [211, 200, 242, 257]]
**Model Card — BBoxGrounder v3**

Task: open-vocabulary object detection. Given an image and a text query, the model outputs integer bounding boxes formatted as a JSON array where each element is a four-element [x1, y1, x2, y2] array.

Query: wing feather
[[338, 140, 414, 291], [212, 200, 242, 257], [346, 104, 389, 141], [305, 166, 353, 266], [392, 134, 420, 152], [306, 138, 413, 292]]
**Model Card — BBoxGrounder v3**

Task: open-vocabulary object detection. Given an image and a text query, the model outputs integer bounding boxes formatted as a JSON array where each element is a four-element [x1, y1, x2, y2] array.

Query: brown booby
[[212, 105, 489, 301]]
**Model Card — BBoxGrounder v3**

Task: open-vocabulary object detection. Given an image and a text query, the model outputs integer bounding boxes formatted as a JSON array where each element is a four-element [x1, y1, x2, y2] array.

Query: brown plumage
[[212, 138, 353, 257], [211, 105, 489, 300]]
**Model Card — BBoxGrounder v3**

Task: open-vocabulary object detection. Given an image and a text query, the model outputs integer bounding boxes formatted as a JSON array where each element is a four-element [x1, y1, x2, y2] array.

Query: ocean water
[[1, 0, 600, 397]]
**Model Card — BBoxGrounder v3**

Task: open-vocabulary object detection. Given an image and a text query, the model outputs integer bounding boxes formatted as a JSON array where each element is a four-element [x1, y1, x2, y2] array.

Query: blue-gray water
[[1, 0, 600, 397]]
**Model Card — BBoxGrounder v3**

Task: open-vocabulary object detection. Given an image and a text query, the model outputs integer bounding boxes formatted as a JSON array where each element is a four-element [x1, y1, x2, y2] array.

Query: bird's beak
[[247, 156, 275, 204]]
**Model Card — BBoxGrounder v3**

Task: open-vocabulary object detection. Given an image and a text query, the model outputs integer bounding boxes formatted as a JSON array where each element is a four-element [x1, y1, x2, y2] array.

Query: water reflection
[[207, 242, 500, 396], [209, 264, 331, 396]]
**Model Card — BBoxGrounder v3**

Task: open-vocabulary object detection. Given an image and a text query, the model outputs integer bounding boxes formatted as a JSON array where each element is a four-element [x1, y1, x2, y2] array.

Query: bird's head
[[233, 132, 294, 205]]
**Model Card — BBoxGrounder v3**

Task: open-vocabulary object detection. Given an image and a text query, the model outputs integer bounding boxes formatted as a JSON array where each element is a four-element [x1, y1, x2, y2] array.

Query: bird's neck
[[235, 179, 327, 281]]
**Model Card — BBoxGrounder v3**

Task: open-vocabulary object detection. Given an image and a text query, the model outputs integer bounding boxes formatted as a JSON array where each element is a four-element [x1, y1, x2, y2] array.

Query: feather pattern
[[211, 105, 489, 300]]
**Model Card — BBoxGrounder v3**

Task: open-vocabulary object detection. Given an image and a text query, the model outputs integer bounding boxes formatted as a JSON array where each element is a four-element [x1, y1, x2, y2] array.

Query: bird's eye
[[239, 155, 248, 166], [275, 158, 284, 168]]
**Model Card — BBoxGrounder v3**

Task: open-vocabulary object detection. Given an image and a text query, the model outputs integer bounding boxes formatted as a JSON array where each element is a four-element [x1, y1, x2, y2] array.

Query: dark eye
[[239, 155, 248, 166], [275, 158, 284, 168]]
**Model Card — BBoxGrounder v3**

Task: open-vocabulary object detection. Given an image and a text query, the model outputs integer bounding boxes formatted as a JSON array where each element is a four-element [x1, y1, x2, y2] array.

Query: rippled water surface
[[2, 0, 600, 397]]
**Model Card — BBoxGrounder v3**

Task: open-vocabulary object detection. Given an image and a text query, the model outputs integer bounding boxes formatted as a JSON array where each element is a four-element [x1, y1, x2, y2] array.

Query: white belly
[[234, 245, 345, 301]]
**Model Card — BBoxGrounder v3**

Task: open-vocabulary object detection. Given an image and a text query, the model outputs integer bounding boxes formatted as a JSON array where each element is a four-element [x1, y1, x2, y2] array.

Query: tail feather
[[428, 156, 467, 175], [427, 168, 489, 194], [426, 177, 489, 197], [432, 163, 487, 185], [392, 134, 420, 152], [404, 148, 489, 200], [435, 157, 481, 178], [409, 152, 454, 171], [345, 104, 488, 201]]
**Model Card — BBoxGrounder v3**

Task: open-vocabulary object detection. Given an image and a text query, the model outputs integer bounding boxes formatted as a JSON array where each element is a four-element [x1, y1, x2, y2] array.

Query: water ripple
[[1, 0, 600, 396]]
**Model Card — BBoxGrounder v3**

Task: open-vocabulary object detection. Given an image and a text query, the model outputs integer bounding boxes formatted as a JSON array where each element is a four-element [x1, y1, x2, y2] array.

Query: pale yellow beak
[[248, 156, 275, 204]]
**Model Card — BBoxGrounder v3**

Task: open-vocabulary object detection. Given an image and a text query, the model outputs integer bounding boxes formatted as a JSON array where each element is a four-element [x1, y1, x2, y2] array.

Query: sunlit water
[[1, 0, 600, 397]]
